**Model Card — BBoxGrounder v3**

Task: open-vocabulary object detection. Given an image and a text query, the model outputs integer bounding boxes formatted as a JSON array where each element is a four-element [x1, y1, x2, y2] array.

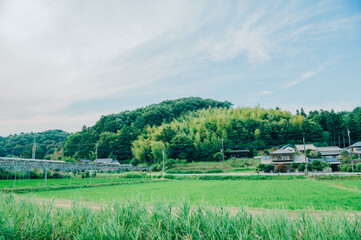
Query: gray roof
[[295, 144, 316, 151], [316, 146, 342, 156], [280, 144, 294, 150], [309, 158, 341, 164], [350, 142, 361, 148], [229, 150, 250, 153], [79, 159, 92, 163], [270, 149, 295, 155], [94, 158, 119, 164]]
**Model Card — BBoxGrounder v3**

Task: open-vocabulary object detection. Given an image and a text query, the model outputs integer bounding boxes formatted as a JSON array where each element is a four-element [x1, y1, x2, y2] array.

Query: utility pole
[[162, 149, 165, 179], [221, 138, 225, 173], [303, 137, 308, 177], [348, 129, 353, 171], [32, 136, 36, 159]]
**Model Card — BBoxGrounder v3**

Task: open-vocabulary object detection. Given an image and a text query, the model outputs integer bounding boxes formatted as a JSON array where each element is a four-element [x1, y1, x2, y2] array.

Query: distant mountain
[[0, 130, 70, 159]]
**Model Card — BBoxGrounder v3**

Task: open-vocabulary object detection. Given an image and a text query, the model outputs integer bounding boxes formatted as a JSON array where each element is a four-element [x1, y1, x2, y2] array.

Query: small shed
[[94, 158, 120, 165], [227, 150, 250, 159]]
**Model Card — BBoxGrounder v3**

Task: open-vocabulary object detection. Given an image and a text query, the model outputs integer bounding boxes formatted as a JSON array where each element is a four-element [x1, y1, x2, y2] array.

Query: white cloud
[[0, 0, 359, 136], [282, 70, 319, 89], [258, 90, 272, 95]]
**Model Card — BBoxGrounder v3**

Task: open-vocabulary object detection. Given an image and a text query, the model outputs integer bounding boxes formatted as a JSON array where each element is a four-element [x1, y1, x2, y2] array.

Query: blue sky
[[0, 0, 360, 136]]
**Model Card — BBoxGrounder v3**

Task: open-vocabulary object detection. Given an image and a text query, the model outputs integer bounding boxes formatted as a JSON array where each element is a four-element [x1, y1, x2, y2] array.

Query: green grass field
[[323, 180, 361, 191], [0, 176, 147, 189], [25, 179, 361, 211]]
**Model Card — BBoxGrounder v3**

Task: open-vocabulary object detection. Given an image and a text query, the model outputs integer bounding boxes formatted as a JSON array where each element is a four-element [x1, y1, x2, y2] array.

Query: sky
[[0, 0, 360, 137]]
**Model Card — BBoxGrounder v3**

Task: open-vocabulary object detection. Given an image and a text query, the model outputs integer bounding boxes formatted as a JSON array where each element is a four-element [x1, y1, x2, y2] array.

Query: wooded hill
[[1, 97, 360, 164], [63, 97, 232, 161], [131, 105, 360, 163], [0, 130, 69, 159]]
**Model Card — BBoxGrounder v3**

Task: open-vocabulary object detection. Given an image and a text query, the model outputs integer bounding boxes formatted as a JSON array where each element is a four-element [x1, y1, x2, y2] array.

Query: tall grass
[[0, 193, 360, 239]]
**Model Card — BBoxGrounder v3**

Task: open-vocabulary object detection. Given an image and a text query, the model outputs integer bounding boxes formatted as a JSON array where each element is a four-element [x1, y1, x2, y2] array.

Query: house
[[227, 150, 250, 159], [349, 142, 361, 158], [266, 148, 295, 170], [93, 158, 120, 165], [280, 144, 295, 152], [294, 144, 316, 153], [261, 145, 307, 171], [316, 146, 342, 158]]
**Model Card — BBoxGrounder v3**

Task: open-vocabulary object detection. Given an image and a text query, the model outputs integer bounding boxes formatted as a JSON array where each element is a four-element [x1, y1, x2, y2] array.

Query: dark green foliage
[[309, 160, 328, 171], [298, 162, 306, 171], [257, 164, 265, 171], [64, 97, 231, 162], [167, 169, 223, 174], [164, 174, 176, 179], [307, 107, 361, 145], [264, 164, 275, 173], [133, 107, 327, 163], [169, 134, 194, 160], [0, 130, 69, 158], [291, 162, 298, 170], [213, 152, 223, 161]]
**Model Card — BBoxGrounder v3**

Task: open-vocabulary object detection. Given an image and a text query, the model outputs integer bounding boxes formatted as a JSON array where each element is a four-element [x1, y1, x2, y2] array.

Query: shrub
[[298, 162, 305, 171], [309, 160, 323, 171], [123, 172, 145, 178], [275, 164, 287, 173], [151, 163, 162, 171], [213, 152, 223, 161], [130, 158, 140, 166], [257, 164, 265, 171], [355, 163, 361, 172], [264, 164, 274, 173], [291, 162, 298, 171], [164, 174, 175, 179]]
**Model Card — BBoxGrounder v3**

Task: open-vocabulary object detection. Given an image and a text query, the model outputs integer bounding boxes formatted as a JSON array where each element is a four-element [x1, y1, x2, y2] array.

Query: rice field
[[24, 179, 361, 211], [0, 176, 147, 189]]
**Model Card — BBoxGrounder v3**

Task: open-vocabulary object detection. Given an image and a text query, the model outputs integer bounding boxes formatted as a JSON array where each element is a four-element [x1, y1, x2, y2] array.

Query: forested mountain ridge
[[1, 97, 360, 164], [132, 107, 324, 163], [131, 106, 361, 163], [0, 130, 69, 159], [63, 97, 233, 161]]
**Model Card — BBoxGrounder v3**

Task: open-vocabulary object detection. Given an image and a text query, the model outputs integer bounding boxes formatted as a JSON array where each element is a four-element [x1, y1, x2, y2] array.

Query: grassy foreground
[[0, 193, 360, 239], [27, 180, 361, 210]]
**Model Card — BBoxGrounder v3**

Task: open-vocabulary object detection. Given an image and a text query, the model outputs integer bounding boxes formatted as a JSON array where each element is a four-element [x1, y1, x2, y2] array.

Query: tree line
[[0, 97, 360, 164], [0, 130, 69, 159]]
